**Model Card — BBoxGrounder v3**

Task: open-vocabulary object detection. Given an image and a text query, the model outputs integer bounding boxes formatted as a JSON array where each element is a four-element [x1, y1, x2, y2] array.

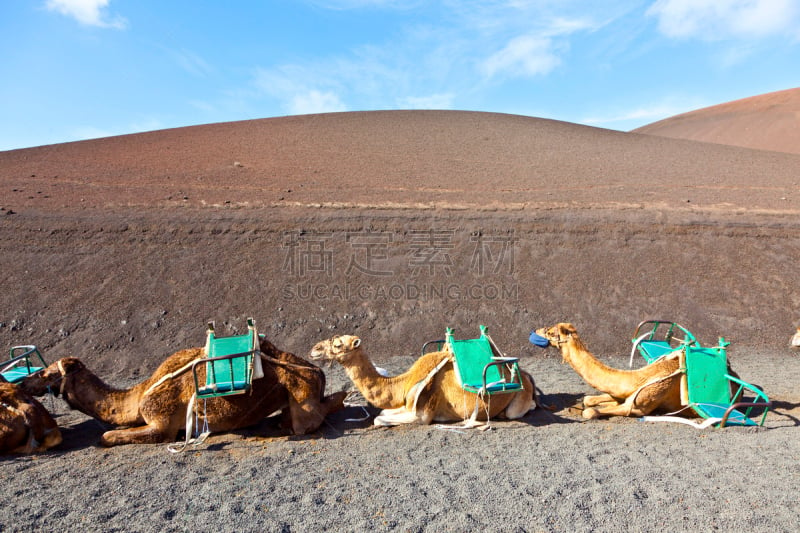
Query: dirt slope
[[1, 110, 798, 379], [634, 87, 800, 155]]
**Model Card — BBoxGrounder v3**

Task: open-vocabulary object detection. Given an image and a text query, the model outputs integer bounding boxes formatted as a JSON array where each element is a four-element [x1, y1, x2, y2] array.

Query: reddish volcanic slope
[[1, 110, 798, 214], [0, 109, 799, 371], [634, 87, 800, 155]]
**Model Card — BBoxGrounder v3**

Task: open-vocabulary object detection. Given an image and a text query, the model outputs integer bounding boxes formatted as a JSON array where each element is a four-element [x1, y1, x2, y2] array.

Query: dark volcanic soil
[[1, 111, 798, 374]]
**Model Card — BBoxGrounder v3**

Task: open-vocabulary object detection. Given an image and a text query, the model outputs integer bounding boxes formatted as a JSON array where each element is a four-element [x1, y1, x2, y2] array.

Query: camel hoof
[[582, 407, 600, 419]]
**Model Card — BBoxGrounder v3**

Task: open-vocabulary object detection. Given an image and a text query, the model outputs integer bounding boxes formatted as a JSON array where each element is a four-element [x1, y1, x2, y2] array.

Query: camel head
[[792, 326, 800, 349], [535, 323, 585, 361], [309, 335, 362, 365], [20, 357, 84, 397]]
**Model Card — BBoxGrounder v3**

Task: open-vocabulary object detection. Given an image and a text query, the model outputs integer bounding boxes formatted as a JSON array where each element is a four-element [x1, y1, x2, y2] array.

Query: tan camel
[[535, 323, 689, 419], [0, 382, 62, 453], [21, 337, 346, 446], [791, 327, 800, 348], [309, 334, 537, 426]]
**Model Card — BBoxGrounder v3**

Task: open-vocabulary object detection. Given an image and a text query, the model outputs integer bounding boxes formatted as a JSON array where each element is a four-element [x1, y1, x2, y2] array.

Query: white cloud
[[290, 90, 347, 115], [170, 49, 214, 78], [473, 7, 600, 80], [70, 117, 165, 142], [647, 0, 800, 40], [306, 0, 423, 9], [129, 118, 166, 134], [397, 93, 455, 109], [481, 35, 561, 78], [581, 100, 708, 130], [71, 125, 115, 141], [252, 65, 348, 114], [46, 0, 126, 29], [246, 3, 636, 117]]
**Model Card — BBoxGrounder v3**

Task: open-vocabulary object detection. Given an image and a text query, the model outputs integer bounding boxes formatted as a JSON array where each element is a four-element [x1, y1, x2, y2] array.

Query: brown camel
[[21, 337, 346, 446], [792, 327, 800, 349], [535, 323, 690, 419], [0, 382, 62, 453], [309, 334, 537, 427]]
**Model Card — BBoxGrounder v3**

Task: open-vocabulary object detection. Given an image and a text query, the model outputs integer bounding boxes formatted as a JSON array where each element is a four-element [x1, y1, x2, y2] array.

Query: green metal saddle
[[630, 320, 699, 367], [192, 318, 260, 399], [445, 325, 523, 395], [632, 321, 770, 428], [681, 340, 769, 427], [1, 346, 47, 384]]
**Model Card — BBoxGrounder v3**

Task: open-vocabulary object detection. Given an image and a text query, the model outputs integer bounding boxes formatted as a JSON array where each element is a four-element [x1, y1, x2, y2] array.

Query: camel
[[21, 337, 347, 446], [534, 323, 691, 419], [0, 382, 62, 453], [792, 327, 800, 349], [309, 334, 537, 427]]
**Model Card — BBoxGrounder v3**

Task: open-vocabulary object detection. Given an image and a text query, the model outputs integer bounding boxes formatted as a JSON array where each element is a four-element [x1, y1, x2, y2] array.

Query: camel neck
[[66, 370, 145, 425], [561, 340, 633, 395], [341, 349, 408, 409]]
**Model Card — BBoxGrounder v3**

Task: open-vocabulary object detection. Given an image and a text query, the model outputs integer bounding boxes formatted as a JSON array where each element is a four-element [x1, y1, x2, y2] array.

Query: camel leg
[[503, 373, 535, 419], [100, 424, 176, 446], [583, 393, 616, 407], [14, 401, 63, 452], [285, 392, 339, 435], [323, 391, 348, 415], [582, 401, 643, 419], [582, 386, 671, 419]]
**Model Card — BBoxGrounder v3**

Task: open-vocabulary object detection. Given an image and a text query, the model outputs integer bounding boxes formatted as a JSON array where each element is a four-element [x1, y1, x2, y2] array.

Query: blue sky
[[1, 0, 799, 151]]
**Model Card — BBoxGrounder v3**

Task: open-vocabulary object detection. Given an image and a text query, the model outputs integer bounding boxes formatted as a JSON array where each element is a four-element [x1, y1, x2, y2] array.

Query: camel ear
[[352, 338, 361, 349]]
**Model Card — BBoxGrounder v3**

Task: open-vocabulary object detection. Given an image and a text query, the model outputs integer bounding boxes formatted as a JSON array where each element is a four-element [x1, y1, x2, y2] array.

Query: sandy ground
[[2, 349, 798, 532], [1, 110, 799, 531]]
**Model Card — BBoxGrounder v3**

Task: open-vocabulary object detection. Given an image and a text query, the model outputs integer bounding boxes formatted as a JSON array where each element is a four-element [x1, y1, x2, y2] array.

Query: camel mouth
[[308, 346, 328, 361], [20, 372, 54, 397], [529, 331, 550, 348]]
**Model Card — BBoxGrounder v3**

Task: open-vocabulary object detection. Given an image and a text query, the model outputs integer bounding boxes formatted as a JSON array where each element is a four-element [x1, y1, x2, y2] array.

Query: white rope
[[623, 367, 685, 417], [629, 333, 652, 367], [344, 406, 371, 422], [639, 415, 721, 429], [436, 387, 492, 431], [143, 359, 197, 398], [167, 393, 212, 453]]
